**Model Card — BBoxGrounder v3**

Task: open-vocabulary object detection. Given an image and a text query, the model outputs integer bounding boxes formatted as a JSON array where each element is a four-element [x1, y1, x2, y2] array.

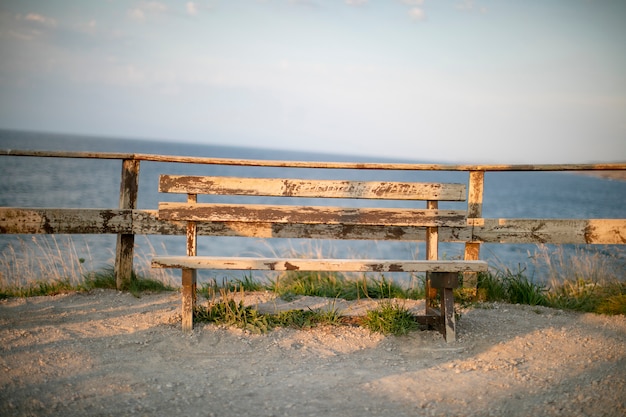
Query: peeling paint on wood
[[584, 220, 626, 244], [2, 209, 623, 245], [0, 208, 132, 234], [471, 219, 626, 244], [157, 202, 468, 227], [159, 175, 467, 201], [151, 257, 488, 272]]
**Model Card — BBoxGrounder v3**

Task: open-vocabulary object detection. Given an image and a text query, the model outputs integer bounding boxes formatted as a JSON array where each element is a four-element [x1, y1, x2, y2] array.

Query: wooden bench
[[151, 172, 488, 342]]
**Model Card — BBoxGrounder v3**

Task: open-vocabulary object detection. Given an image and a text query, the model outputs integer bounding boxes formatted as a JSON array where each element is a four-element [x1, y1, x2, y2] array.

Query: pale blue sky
[[0, 0, 625, 163]]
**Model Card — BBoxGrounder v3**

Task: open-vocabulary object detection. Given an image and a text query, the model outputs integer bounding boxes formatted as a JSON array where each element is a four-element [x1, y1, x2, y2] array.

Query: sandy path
[[1, 290, 625, 417]]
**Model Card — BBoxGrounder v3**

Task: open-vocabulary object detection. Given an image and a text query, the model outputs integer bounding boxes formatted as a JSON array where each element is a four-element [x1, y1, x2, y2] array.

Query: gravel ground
[[1, 290, 625, 417]]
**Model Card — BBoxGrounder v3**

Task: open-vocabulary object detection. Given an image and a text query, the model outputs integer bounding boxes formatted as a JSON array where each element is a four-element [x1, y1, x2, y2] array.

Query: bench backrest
[[157, 174, 468, 261]]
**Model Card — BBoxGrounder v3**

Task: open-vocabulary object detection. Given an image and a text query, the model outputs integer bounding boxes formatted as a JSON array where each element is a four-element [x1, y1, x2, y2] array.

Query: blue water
[[1, 129, 625, 284]]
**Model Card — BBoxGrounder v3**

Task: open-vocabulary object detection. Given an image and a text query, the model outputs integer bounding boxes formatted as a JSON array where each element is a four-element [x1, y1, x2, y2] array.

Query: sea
[[1, 129, 625, 286]]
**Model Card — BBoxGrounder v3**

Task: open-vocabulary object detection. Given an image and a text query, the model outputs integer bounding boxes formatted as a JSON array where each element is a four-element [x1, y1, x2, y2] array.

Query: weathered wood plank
[[157, 203, 468, 227], [2, 208, 623, 245], [115, 158, 140, 290], [134, 210, 470, 240], [470, 219, 626, 244], [429, 271, 460, 289], [440, 286, 456, 342], [136, 158, 626, 172], [181, 268, 196, 332], [464, 170, 485, 292], [5, 150, 624, 172], [159, 175, 467, 201], [151, 257, 489, 272], [467, 171, 484, 218], [425, 200, 439, 309], [0, 208, 133, 234], [584, 220, 626, 244]]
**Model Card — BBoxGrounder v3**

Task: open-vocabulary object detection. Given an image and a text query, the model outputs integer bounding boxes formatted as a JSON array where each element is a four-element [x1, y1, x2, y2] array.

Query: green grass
[[267, 271, 417, 301], [544, 279, 626, 315], [82, 266, 174, 297], [194, 297, 274, 334], [195, 293, 419, 336], [475, 267, 547, 306], [0, 265, 174, 299], [0, 236, 176, 298], [194, 287, 343, 334], [0, 278, 76, 298], [475, 267, 626, 315], [198, 273, 265, 300], [362, 301, 418, 336], [597, 294, 626, 315]]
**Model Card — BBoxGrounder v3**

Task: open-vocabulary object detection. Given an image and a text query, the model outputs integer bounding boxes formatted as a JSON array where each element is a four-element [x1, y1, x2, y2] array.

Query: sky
[[0, 0, 625, 163]]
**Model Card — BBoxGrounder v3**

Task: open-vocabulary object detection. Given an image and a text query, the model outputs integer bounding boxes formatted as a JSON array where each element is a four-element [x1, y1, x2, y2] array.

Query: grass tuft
[[475, 266, 626, 315], [194, 287, 342, 333], [273, 307, 343, 329], [0, 278, 75, 298], [362, 301, 418, 336], [596, 294, 626, 315], [82, 266, 174, 297], [502, 267, 547, 306], [268, 271, 416, 301], [195, 296, 273, 334]]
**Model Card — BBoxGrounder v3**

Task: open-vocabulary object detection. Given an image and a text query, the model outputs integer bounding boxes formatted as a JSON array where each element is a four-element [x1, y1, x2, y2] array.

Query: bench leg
[[181, 268, 197, 332], [430, 272, 458, 343], [440, 287, 456, 343]]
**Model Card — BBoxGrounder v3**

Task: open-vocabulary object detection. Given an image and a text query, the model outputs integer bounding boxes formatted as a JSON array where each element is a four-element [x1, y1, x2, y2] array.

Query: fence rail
[[3, 149, 625, 171], [2, 150, 625, 289]]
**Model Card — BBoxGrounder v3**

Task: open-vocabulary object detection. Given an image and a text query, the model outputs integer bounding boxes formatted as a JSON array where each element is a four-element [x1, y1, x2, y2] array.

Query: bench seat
[[152, 256, 488, 273]]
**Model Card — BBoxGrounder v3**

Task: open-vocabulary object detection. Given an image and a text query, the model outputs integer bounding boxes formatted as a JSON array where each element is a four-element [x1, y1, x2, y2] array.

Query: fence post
[[463, 170, 484, 296], [115, 158, 140, 290]]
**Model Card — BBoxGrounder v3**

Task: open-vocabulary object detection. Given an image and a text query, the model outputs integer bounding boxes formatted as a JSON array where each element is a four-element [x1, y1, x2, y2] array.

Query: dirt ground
[[1, 290, 625, 417]]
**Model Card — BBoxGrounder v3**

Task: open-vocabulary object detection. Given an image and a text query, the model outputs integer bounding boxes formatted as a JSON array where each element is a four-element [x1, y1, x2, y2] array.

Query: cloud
[[408, 7, 426, 21], [128, 8, 145, 21], [400, 1, 426, 21], [288, 0, 319, 7], [456, 0, 487, 13], [143, 1, 168, 13], [82, 19, 97, 32], [24, 13, 57, 27], [345, 0, 367, 6], [7, 12, 58, 41], [456, 0, 473, 10], [186, 2, 198, 16], [127, 2, 168, 21]]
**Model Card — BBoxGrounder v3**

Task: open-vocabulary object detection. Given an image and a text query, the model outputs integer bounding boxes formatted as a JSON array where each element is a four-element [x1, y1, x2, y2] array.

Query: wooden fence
[[1, 149, 625, 289]]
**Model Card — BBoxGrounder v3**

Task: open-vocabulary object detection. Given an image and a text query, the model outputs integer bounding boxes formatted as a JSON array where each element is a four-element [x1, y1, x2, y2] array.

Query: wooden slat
[[470, 218, 626, 244], [158, 202, 468, 227], [151, 257, 489, 272], [134, 210, 471, 240], [145, 214, 624, 244], [133, 211, 626, 244], [1, 208, 623, 245], [0, 208, 132, 234], [159, 175, 467, 201]]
